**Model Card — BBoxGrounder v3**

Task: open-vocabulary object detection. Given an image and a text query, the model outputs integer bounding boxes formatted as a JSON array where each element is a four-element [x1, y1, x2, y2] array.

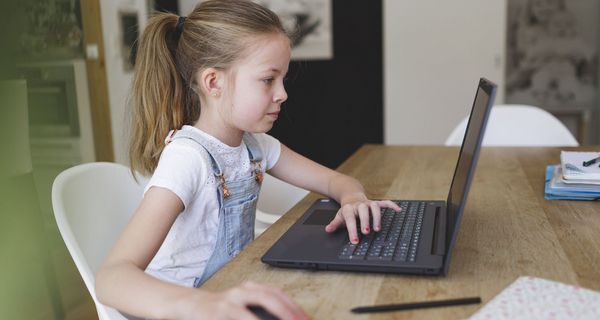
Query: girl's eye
[[262, 78, 274, 85]]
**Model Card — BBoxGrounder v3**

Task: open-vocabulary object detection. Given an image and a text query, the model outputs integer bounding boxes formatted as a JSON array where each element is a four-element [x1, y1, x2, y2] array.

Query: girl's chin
[[246, 123, 274, 133]]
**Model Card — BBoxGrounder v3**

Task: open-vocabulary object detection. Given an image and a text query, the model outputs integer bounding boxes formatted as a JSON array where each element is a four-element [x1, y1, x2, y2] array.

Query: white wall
[[99, 0, 148, 164], [384, 0, 506, 145], [179, 0, 198, 15]]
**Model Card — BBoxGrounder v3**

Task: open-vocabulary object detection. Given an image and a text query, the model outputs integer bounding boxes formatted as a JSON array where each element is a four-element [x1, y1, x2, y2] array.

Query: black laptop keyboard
[[338, 201, 425, 262]]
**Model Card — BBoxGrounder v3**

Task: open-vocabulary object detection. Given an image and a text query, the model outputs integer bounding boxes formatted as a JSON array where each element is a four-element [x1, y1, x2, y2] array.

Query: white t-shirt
[[144, 125, 281, 287]]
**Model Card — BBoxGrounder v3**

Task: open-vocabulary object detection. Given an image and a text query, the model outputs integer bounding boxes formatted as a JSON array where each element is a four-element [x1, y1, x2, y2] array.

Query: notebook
[[260, 78, 496, 275], [469, 276, 600, 320], [560, 151, 600, 182]]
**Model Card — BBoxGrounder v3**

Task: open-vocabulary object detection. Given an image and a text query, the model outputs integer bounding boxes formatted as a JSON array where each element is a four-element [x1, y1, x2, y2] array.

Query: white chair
[[255, 174, 309, 236], [52, 162, 147, 320], [445, 104, 579, 147]]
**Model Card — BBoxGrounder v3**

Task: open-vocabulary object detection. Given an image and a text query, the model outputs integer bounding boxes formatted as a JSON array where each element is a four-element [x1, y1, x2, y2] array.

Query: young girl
[[95, 1, 400, 319]]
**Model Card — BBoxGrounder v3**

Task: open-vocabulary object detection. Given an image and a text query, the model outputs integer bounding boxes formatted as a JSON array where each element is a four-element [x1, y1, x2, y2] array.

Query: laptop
[[261, 78, 497, 276]]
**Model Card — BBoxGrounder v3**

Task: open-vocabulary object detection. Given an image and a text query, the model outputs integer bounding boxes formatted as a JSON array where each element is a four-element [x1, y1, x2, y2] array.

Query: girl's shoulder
[[147, 138, 213, 207], [247, 132, 280, 151]]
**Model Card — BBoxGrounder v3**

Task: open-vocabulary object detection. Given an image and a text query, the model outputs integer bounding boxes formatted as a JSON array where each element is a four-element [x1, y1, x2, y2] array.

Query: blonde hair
[[129, 0, 287, 176]]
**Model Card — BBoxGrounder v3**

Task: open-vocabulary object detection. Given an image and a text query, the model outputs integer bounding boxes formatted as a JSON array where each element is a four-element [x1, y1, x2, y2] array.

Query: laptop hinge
[[431, 206, 447, 256]]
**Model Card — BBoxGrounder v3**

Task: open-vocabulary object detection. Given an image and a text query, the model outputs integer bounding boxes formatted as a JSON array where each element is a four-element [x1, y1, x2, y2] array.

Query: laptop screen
[[445, 79, 496, 256]]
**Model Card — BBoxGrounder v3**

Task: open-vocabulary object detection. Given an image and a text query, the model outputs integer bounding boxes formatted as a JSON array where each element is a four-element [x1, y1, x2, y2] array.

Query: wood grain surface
[[203, 145, 600, 319]]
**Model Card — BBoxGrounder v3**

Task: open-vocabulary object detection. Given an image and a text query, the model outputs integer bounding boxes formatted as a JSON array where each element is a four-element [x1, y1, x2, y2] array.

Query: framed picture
[[178, 0, 333, 60], [254, 0, 333, 60], [506, 0, 598, 111], [118, 11, 140, 72]]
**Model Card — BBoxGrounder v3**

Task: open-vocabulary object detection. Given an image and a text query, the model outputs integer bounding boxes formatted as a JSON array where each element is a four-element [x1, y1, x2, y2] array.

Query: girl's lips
[[267, 112, 279, 119]]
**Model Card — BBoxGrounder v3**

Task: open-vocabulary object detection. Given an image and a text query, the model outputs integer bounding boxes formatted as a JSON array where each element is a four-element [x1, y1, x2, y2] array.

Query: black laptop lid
[[443, 78, 497, 273]]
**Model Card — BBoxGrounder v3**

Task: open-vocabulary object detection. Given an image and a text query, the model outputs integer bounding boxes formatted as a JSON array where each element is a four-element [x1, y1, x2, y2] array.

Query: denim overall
[[167, 129, 262, 287]]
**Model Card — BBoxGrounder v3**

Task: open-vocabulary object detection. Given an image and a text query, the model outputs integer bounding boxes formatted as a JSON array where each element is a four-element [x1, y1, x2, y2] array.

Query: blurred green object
[[0, 174, 60, 319], [0, 56, 64, 320], [0, 81, 33, 177], [0, 1, 93, 318]]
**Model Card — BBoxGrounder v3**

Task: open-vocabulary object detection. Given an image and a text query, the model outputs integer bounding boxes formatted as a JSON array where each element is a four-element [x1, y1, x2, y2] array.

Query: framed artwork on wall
[[178, 0, 333, 60], [254, 0, 333, 60], [505, 0, 599, 143], [118, 11, 139, 72]]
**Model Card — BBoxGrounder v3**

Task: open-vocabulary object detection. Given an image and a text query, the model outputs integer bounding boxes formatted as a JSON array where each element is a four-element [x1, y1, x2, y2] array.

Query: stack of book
[[545, 151, 600, 200]]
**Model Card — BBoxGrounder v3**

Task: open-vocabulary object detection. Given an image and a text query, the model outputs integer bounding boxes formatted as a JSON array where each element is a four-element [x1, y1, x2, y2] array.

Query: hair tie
[[174, 16, 187, 44]]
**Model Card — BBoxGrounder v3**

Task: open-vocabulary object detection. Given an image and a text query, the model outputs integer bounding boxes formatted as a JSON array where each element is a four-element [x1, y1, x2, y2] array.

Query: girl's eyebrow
[[262, 67, 288, 74], [264, 68, 282, 74], [275, 68, 291, 76]]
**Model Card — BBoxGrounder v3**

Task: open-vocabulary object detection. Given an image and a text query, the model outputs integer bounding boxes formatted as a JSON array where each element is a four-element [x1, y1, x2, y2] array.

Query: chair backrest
[[445, 104, 579, 147], [52, 162, 146, 320]]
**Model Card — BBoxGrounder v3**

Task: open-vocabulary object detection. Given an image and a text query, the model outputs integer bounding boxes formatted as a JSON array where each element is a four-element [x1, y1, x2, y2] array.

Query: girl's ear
[[196, 68, 222, 97]]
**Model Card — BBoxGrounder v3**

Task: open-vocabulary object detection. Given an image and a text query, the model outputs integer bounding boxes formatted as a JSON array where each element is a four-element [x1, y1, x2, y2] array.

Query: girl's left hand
[[324, 199, 402, 244]]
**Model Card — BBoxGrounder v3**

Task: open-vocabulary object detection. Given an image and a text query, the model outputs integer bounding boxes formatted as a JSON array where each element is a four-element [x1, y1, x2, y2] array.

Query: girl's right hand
[[178, 281, 309, 320]]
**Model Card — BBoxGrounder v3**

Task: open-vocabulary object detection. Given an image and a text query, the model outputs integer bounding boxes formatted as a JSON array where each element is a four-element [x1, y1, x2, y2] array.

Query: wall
[[179, 0, 196, 15], [384, 0, 507, 145], [99, 0, 148, 165]]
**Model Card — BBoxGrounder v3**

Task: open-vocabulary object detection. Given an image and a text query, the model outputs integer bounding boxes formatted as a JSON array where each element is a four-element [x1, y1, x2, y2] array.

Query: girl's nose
[[274, 90, 287, 104]]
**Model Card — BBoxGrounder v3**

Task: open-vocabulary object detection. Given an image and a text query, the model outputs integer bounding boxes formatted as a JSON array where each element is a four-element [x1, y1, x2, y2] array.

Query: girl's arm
[[268, 145, 401, 244], [95, 187, 306, 320]]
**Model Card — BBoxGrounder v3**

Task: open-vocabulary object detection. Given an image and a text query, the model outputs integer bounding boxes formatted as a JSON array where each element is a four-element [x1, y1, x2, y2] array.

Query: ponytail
[[129, 13, 199, 176]]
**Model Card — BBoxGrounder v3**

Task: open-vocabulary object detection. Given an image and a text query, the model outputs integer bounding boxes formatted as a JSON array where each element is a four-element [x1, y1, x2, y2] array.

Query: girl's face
[[224, 34, 291, 133]]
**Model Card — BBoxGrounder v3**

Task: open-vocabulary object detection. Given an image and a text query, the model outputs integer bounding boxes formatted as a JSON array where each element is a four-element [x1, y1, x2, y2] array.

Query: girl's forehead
[[237, 34, 291, 70]]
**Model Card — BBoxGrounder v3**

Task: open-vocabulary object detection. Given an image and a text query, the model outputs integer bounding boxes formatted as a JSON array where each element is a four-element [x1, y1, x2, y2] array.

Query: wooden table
[[203, 145, 600, 319]]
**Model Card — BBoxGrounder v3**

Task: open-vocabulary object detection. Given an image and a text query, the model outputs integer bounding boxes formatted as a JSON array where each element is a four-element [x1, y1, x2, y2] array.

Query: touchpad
[[303, 209, 338, 225]]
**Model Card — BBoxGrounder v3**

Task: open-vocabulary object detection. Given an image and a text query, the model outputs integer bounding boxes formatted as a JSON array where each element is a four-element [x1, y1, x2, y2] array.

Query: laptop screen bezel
[[442, 78, 497, 275]]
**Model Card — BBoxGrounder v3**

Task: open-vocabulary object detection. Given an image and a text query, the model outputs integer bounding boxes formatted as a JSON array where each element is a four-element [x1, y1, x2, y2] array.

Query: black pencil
[[351, 296, 482, 314]]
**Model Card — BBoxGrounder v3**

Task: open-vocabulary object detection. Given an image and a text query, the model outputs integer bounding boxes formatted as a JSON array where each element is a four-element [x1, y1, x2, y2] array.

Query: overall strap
[[242, 133, 263, 162], [242, 133, 265, 184], [166, 129, 223, 177]]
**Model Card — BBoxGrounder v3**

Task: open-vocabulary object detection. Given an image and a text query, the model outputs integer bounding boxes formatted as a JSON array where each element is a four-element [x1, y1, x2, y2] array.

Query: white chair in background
[[255, 174, 309, 236], [52, 162, 147, 320], [445, 104, 579, 147]]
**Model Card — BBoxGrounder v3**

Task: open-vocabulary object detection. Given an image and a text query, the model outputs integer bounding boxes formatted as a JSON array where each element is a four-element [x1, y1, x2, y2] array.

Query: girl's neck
[[194, 113, 244, 147]]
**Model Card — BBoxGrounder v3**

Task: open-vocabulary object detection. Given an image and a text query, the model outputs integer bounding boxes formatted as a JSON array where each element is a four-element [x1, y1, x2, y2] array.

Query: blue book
[[545, 165, 600, 201]]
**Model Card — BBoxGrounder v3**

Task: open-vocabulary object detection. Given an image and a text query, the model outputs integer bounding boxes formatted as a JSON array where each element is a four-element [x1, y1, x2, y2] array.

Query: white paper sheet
[[470, 276, 600, 320]]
